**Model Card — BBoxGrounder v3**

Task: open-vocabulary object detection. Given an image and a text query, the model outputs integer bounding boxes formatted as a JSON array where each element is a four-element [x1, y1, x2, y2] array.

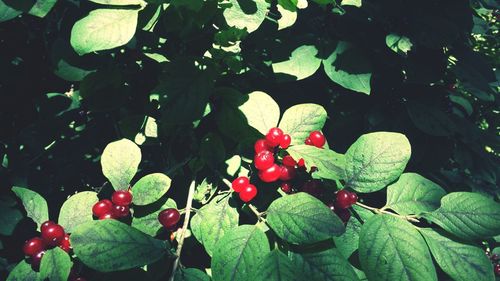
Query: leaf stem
[[169, 179, 196, 281], [355, 202, 420, 223]]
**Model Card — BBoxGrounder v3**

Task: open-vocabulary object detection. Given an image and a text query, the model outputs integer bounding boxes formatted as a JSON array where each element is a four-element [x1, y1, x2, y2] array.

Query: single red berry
[[265, 127, 284, 147], [279, 165, 296, 181], [280, 134, 291, 149], [99, 212, 116, 220], [31, 251, 45, 271], [92, 199, 113, 217], [59, 234, 71, 253], [494, 264, 500, 276], [232, 176, 249, 193], [336, 190, 352, 209], [254, 139, 272, 154], [112, 190, 133, 206], [349, 192, 358, 204], [335, 208, 351, 223], [40, 221, 56, 233], [280, 182, 292, 193], [297, 158, 305, 168], [23, 237, 45, 256], [282, 155, 296, 167], [41, 223, 65, 247], [239, 184, 257, 202], [254, 150, 275, 170], [258, 164, 281, 182], [112, 204, 130, 218], [304, 137, 313, 145], [158, 208, 181, 229], [309, 131, 326, 148]]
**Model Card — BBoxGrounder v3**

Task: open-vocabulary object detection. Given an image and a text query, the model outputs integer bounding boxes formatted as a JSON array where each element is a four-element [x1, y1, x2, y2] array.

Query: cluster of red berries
[[92, 190, 133, 220], [158, 208, 181, 230], [22, 221, 71, 271], [304, 130, 326, 148], [487, 252, 500, 276], [329, 190, 358, 223], [231, 176, 257, 202]]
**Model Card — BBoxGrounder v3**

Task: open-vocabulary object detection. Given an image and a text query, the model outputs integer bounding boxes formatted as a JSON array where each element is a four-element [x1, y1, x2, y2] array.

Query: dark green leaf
[[39, 247, 73, 281], [11, 186, 49, 231], [286, 145, 345, 180], [278, 104, 327, 145], [58, 191, 98, 233], [132, 173, 172, 206], [101, 139, 141, 191]]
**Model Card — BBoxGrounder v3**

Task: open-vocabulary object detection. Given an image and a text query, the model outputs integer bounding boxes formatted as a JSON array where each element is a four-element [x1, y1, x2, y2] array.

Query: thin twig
[[355, 202, 420, 223]]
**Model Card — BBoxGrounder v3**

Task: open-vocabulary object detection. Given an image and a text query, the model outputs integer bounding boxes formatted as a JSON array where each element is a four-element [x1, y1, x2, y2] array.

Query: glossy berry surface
[[279, 165, 296, 181], [254, 150, 274, 170], [309, 131, 326, 147], [265, 127, 284, 147], [99, 212, 115, 220], [258, 164, 281, 182], [112, 205, 130, 218], [232, 176, 249, 192], [41, 223, 65, 246], [59, 234, 71, 253], [335, 190, 352, 209], [239, 184, 257, 202], [254, 139, 271, 154], [280, 182, 292, 193], [158, 208, 181, 229], [31, 251, 45, 271], [280, 134, 291, 149], [40, 221, 56, 233], [23, 237, 45, 256], [112, 190, 133, 206], [92, 199, 113, 217], [282, 155, 296, 167]]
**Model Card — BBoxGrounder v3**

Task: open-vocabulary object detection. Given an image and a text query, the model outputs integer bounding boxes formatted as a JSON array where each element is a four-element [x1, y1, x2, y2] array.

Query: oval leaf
[[267, 192, 345, 244], [72, 219, 167, 272], [223, 0, 270, 33], [359, 215, 437, 281], [101, 138, 141, 190], [238, 91, 280, 135], [6, 260, 40, 281], [58, 191, 99, 233], [272, 46, 322, 80], [71, 9, 139, 55], [290, 248, 359, 281], [385, 173, 446, 215], [278, 104, 327, 145], [132, 173, 172, 206], [40, 247, 73, 281], [344, 132, 411, 193], [251, 250, 298, 281], [11, 186, 49, 231], [174, 268, 211, 281], [286, 145, 345, 180]]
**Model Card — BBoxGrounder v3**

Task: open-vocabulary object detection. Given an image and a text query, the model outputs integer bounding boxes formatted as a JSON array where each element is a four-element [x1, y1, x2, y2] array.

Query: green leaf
[[190, 195, 239, 256], [420, 228, 495, 281], [290, 248, 359, 281], [132, 198, 177, 236], [211, 225, 269, 281], [58, 191, 98, 233], [267, 192, 345, 244], [359, 215, 437, 281], [223, 0, 270, 33], [71, 219, 168, 272], [323, 41, 372, 95], [385, 34, 413, 55], [344, 132, 411, 193], [423, 192, 500, 240], [286, 145, 345, 180], [0, 0, 21, 23], [174, 268, 211, 281], [101, 138, 141, 190], [238, 91, 280, 135], [28, 0, 57, 18], [251, 249, 298, 281], [89, 0, 145, 5], [272, 46, 322, 80], [70, 9, 139, 55], [39, 247, 73, 281], [6, 260, 40, 281], [333, 205, 373, 258], [11, 186, 49, 231], [278, 104, 327, 145], [385, 173, 446, 215], [132, 173, 172, 206]]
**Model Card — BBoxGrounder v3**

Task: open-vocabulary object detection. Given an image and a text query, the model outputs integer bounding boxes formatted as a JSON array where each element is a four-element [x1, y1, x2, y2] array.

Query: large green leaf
[[132, 173, 172, 206], [385, 173, 446, 215], [423, 192, 500, 240], [0, 0, 21, 23], [190, 195, 239, 256], [238, 91, 280, 135], [251, 249, 298, 281], [420, 228, 494, 281], [70, 9, 139, 55], [174, 268, 211, 281], [359, 215, 437, 281], [267, 192, 345, 244], [11, 186, 49, 231], [28, 0, 57, 18], [39, 247, 73, 281], [71, 220, 168, 272], [272, 46, 322, 80], [344, 132, 411, 193], [278, 104, 327, 145], [132, 198, 177, 236], [290, 248, 359, 281], [58, 191, 98, 233], [6, 260, 40, 281], [223, 0, 270, 33], [211, 225, 269, 281], [101, 139, 141, 190], [286, 145, 345, 180], [323, 41, 372, 95]]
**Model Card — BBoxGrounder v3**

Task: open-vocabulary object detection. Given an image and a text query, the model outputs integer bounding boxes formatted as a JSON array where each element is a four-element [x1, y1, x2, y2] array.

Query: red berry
[[112, 190, 133, 206], [99, 212, 116, 220], [309, 131, 326, 148], [258, 164, 281, 183], [112, 205, 130, 218], [495, 264, 500, 276], [349, 192, 358, 204], [92, 199, 113, 217], [31, 251, 45, 271], [280, 134, 291, 149], [232, 176, 249, 193], [265, 127, 284, 147], [41, 223, 65, 247], [40, 221, 56, 233], [254, 150, 275, 170], [304, 137, 313, 145], [59, 234, 71, 253], [23, 237, 45, 256], [335, 208, 351, 223], [239, 184, 257, 202], [254, 139, 272, 154], [282, 155, 296, 167], [280, 182, 292, 193], [279, 165, 296, 181], [158, 208, 181, 229], [336, 190, 352, 209]]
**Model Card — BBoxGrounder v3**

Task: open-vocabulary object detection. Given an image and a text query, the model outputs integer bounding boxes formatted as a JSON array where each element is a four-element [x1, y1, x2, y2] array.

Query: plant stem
[[355, 202, 420, 223], [169, 179, 196, 281]]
